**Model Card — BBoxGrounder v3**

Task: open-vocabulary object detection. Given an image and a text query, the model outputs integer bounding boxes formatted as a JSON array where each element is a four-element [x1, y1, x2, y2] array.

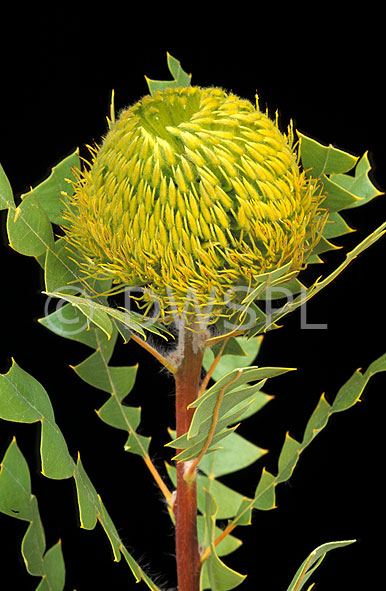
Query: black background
[[1, 13, 386, 591]]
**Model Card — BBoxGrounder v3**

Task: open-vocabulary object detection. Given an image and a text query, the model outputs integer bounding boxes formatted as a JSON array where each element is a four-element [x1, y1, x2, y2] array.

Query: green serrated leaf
[[203, 336, 263, 382], [40, 418, 75, 480], [0, 438, 32, 521], [311, 235, 341, 256], [329, 352, 386, 414], [192, 366, 293, 412], [223, 351, 386, 538], [70, 327, 149, 459], [225, 390, 273, 423], [233, 497, 252, 526], [197, 516, 242, 558], [120, 545, 143, 583], [258, 277, 305, 300], [330, 370, 367, 413], [170, 427, 238, 463], [35, 540, 66, 591], [46, 291, 170, 342], [241, 262, 294, 309], [46, 292, 114, 339], [73, 456, 99, 530], [73, 455, 162, 587], [0, 364, 157, 587], [0, 162, 15, 210], [330, 152, 382, 209], [72, 331, 117, 391], [302, 394, 331, 447], [7, 196, 54, 256], [166, 52, 192, 86], [146, 53, 191, 95], [286, 540, 356, 591], [124, 432, 151, 457], [38, 303, 99, 348], [0, 440, 66, 588], [253, 468, 276, 511], [21, 150, 80, 225], [248, 219, 386, 336], [98, 498, 122, 561], [51, 306, 149, 461], [200, 489, 246, 591], [0, 361, 74, 479], [199, 432, 267, 478], [320, 173, 361, 212], [169, 366, 292, 464], [276, 433, 302, 484], [22, 495, 46, 576], [209, 336, 249, 360], [0, 360, 54, 423], [73, 459, 118, 560], [44, 237, 84, 294], [97, 395, 141, 432], [364, 351, 386, 376], [188, 366, 293, 434], [200, 477, 245, 521], [321, 211, 353, 240], [298, 132, 358, 176]]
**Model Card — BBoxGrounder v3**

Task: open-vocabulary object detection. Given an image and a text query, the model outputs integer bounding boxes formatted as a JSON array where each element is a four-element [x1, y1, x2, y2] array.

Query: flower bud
[[63, 86, 326, 323]]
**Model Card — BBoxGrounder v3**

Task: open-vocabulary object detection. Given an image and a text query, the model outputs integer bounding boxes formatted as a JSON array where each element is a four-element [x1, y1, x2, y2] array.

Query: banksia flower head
[[63, 83, 326, 325]]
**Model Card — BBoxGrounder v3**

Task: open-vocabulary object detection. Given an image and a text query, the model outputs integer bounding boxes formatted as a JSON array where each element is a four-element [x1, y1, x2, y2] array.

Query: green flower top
[[63, 86, 326, 323]]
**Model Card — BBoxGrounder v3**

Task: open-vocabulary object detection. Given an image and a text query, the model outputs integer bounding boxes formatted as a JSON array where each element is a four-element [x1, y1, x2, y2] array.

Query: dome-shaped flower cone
[[62, 86, 327, 325]]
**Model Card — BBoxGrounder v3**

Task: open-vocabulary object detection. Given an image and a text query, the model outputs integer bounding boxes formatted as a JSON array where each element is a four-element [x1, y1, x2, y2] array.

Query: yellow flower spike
[[63, 86, 326, 324]]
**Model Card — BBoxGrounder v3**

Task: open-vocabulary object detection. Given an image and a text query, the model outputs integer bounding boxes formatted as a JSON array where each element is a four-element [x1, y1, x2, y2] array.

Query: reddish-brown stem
[[173, 326, 205, 591]]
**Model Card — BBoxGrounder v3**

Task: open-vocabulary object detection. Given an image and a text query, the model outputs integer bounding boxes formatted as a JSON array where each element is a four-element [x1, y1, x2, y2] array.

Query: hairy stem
[[173, 324, 205, 591]]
